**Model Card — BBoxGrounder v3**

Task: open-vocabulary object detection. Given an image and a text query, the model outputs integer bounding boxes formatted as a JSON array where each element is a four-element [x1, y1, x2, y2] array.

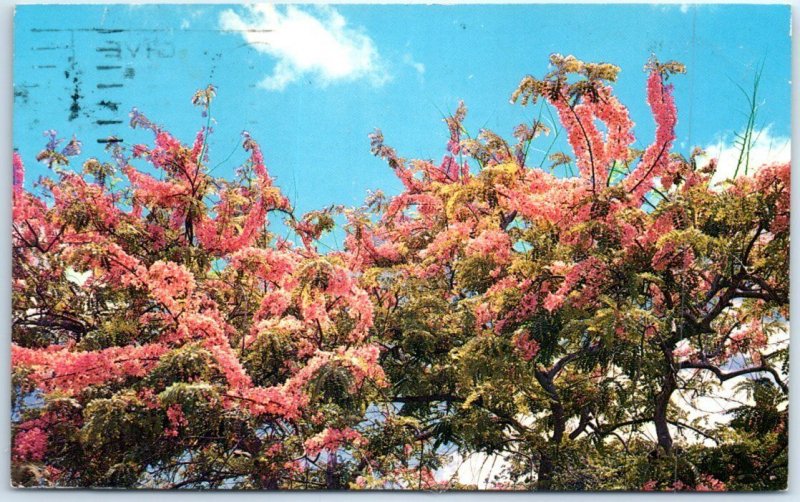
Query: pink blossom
[[303, 427, 366, 457], [696, 475, 727, 492], [146, 260, 196, 311], [12, 151, 25, 194], [513, 331, 540, 361], [624, 69, 678, 202], [13, 427, 48, 462], [466, 229, 513, 264]]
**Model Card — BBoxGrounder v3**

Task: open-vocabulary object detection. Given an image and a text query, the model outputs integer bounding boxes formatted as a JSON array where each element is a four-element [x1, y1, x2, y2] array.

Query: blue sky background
[[13, 4, 791, 222]]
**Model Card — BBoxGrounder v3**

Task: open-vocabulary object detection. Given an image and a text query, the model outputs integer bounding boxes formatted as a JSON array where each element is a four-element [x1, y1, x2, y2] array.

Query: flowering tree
[[11, 57, 788, 490], [12, 89, 396, 489]]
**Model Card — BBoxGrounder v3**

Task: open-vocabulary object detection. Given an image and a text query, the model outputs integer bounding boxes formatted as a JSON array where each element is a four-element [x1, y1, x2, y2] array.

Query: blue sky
[[14, 4, 791, 219]]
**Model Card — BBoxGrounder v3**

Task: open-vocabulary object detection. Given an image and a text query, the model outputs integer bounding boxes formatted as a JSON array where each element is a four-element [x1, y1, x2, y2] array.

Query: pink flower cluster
[[513, 330, 540, 361], [12, 151, 24, 195], [164, 404, 189, 437], [13, 426, 48, 462], [146, 260, 197, 311], [643, 475, 727, 492], [544, 256, 607, 312], [624, 70, 678, 201], [303, 427, 366, 457], [466, 229, 512, 265], [12, 343, 168, 394]]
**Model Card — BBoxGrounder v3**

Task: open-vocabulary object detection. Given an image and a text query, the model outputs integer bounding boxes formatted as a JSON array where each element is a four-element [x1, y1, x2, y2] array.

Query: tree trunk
[[325, 454, 340, 489], [654, 346, 676, 453], [535, 369, 566, 491], [537, 453, 555, 491]]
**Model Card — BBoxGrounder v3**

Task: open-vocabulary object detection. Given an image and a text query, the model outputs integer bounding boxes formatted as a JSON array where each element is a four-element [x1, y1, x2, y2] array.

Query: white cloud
[[403, 53, 425, 76], [700, 126, 790, 187], [674, 320, 789, 445], [653, 4, 691, 14], [219, 5, 390, 91], [437, 451, 510, 488], [65, 267, 90, 286]]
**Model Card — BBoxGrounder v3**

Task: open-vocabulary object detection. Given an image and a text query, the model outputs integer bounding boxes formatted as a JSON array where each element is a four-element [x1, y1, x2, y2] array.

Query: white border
[[1, 1, 797, 500]]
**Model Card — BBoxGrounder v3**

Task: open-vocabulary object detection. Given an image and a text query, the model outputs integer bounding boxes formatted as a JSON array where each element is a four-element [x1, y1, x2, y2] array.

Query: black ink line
[[98, 100, 120, 111], [68, 31, 81, 122]]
